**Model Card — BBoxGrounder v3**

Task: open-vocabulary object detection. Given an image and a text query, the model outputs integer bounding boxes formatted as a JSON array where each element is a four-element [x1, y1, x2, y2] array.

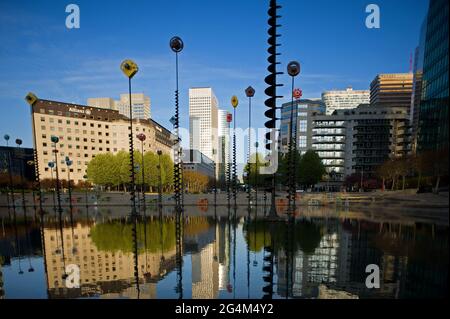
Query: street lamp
[[170, 36, 184, 214], [120, 59, 139, 218], [286, 61, 301, 218], [231, 95, 239, 212], [157, 150, 163, 210], [50, 135, 63, 220], [245, 86, 255, 210], [136, 133, 146, 213]]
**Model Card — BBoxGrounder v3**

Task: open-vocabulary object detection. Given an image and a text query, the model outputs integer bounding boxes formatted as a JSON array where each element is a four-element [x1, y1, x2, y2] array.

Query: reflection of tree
[[90, 217, 214, 254], [243, 221, 271, 252], [294, 222, 323, 254], [183, 217, 212, 237], [244, 220, 323, 254], [90, 220, 176, 254]]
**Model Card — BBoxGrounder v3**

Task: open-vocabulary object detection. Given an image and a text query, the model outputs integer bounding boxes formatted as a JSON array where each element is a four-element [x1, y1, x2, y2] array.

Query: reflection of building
[[322, 87, 370, 115], [191, 241, 219, 299], [32, 99, 172, 183], [274, 218, 449, 299], [43, 221, 176, 298], [185, 217, 228, 299], [277, 222, 340, 298], [88, 93, 151, 120], [280, 99, 325, 154]]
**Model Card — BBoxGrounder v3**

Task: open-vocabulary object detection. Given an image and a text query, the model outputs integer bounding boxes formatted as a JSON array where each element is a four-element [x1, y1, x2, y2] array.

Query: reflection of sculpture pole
[[83, 174, 89, 217]]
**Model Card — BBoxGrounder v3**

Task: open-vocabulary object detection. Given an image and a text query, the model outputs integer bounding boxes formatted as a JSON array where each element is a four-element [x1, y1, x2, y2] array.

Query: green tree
[[243, 152, 267, 188], [86, 153, 118, 189], [298, 150, 326, 188]]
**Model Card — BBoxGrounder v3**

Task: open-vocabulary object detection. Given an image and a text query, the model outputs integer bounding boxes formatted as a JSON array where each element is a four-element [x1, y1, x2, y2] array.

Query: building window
[[299, 120, 307, 132]]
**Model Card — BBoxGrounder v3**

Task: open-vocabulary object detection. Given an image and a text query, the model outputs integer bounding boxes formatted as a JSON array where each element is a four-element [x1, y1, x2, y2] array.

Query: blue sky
[[0, 0, 429, 149]]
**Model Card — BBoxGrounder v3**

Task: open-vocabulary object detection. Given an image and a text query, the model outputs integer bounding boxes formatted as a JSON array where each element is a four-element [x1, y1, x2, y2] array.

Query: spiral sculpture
[[264, 0, 283, 217]]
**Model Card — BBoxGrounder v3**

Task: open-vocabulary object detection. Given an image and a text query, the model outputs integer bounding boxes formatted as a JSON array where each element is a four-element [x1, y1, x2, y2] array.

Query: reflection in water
[[0, 205, 448, 299]]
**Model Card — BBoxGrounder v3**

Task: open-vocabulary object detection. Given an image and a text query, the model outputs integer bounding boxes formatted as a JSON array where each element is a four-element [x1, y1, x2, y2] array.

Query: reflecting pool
[[0, 203, 448, 299]]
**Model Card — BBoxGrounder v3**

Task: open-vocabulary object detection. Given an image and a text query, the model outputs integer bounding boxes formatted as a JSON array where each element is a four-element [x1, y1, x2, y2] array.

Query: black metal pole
[[232, 107, 237, 212], [158, 153, 163, 209], [247, 96, 252, 211], [140, 140, 146, 213], [30, 106, 43, 216], [287, 76, 295, 217], [52, 143, 63, 220], [128, 78, 138, 218], [6, 147, 16, 216]]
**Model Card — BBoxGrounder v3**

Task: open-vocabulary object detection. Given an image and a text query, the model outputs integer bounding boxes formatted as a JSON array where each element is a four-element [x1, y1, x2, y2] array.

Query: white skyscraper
[[189, 88, 219, 165], [217, 109, 230, 183], [322, 87, 370, 115], [87, 93, 151, 119]]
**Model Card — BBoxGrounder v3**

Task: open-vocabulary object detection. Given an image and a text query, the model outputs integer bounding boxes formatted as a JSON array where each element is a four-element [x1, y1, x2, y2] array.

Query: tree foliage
[[86, 150, 173, 191]]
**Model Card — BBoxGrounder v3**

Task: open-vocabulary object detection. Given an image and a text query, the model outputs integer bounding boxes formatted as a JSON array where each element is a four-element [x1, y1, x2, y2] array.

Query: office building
[[417, 0, 449, 152], [217, 109, 230, 183], [322, 88, 370, 115], [0, 146, 35, 182], [280, 99, 325, 154], [86, 97, 117, 111], [189, 88, 219, 164], [88, 93, 151, 120], [312, 104, 411, 181], [311, 113, 348, 181], [370, 73, 414, 108], [410, 19, 428, 153], [181, 149, 215, 178], [32, 99, 173, 184]]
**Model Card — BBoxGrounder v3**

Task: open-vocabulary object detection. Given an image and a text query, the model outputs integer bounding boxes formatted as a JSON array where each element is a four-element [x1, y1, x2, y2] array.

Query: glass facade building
[[417, 0, 449, 152]]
